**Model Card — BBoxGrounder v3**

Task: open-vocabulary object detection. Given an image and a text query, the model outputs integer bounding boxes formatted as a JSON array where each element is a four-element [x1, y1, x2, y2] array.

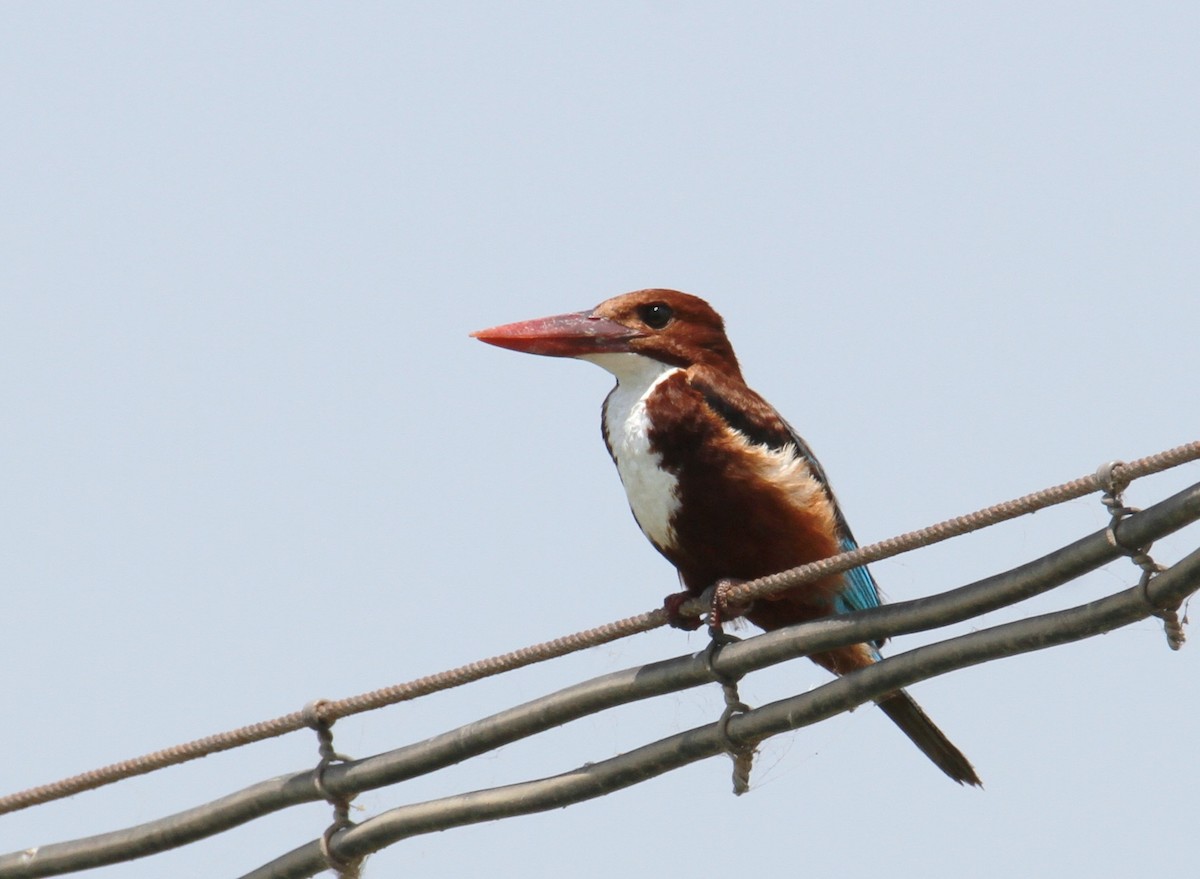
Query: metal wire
[[711, 440, 1200, 614], [2, 439, 1196, 820], [248, 543, 1200, 879], [3, 477, 1199, 879]]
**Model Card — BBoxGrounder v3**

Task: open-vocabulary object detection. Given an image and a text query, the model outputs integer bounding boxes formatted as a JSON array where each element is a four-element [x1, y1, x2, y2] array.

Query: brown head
[[471, 288, 743, 379]]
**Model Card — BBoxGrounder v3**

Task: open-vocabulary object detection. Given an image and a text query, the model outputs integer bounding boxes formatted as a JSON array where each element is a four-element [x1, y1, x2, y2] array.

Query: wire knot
[[304, 700, 362, 877], [704, 631, 756, 795], [1098, 469, 1186, 651], [1095, 460, 1130, 498]]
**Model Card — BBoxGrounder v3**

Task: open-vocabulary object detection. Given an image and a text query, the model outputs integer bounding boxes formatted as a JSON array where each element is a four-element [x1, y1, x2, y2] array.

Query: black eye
[[637, 302, 674, 330]]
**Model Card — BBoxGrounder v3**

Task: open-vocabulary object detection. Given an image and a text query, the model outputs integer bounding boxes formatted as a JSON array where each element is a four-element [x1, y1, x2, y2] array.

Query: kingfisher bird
[[472, 288, 980, 786]]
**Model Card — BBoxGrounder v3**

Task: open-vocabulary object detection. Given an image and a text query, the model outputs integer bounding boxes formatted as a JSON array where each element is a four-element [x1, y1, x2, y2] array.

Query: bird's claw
[[703, 578, 750, 633], [662, 591, 704, 630], [663, 579, 751, 631]]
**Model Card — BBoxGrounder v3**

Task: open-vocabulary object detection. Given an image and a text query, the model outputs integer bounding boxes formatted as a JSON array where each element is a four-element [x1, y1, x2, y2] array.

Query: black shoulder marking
[[690, 371, 859, 543], [690, 377, 794, 453]]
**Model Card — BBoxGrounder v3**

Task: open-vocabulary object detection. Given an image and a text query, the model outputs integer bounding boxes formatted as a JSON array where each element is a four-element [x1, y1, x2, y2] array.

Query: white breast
[[582, 353, 683, 552]]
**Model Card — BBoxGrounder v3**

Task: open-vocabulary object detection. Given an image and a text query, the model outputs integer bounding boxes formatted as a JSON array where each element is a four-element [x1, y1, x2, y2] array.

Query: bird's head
[[471, 289, 743, 379]]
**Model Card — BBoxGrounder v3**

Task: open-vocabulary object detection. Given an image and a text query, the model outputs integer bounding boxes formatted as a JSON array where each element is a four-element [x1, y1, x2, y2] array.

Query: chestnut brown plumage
[[473, 289, 980, 786]]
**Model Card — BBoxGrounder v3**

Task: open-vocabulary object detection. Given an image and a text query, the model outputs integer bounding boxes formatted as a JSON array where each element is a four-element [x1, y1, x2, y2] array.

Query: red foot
[[705, 578, 749, 633], [663, 592, 704, 630]]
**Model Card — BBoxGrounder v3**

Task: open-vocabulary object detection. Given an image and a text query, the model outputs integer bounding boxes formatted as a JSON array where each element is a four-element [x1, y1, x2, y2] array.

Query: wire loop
[[305, 702, 362, 878], [1098, 467, 1184, 651], [704, 631, 756, 795]]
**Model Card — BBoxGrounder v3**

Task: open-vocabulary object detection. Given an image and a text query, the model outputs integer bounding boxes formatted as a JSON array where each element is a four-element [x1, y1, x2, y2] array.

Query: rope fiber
[[1, 439, 1197, 818]]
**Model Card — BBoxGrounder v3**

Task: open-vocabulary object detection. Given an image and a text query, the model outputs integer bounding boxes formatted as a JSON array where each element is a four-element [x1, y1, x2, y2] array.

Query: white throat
[[583, 352, 683, 552]]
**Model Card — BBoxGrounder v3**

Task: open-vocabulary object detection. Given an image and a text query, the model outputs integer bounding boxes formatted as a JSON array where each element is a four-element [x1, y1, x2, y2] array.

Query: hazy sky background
[[2, 4, 1197, 877]]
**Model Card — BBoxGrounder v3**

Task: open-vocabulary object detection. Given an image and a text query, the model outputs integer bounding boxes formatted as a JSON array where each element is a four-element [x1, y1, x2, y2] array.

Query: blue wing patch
[[832, 535, 884, 652]]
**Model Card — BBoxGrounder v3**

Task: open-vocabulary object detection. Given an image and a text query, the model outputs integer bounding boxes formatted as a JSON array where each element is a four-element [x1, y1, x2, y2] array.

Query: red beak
[[471, 310, 637, 358]]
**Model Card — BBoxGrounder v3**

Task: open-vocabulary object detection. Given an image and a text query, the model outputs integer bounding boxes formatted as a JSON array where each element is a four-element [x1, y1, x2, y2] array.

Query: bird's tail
[[876, 690, 982, 786]]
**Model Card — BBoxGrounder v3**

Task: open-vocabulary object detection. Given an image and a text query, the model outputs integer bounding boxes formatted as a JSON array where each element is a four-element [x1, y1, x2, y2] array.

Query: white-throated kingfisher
[[472, 289, 980, 786]]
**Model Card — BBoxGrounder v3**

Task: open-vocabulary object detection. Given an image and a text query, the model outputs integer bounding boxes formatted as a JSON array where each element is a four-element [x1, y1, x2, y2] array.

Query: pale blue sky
[[2, 4, 1197, 877]]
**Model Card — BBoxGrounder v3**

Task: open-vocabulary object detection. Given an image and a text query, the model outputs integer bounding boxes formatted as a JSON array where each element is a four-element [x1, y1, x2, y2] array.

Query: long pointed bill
[[471, 310, 638, 358]]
